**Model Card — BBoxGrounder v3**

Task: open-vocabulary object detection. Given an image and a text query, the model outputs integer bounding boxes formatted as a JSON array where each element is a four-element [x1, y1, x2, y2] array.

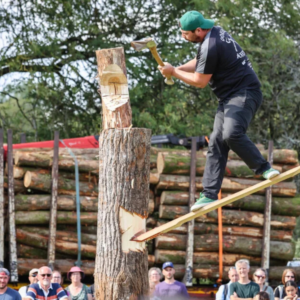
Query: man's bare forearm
[[176, 58, 197, 73]]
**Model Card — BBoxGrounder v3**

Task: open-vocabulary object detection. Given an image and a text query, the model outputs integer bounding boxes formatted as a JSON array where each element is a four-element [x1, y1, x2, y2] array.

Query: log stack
[[4, 146, 300, 283]]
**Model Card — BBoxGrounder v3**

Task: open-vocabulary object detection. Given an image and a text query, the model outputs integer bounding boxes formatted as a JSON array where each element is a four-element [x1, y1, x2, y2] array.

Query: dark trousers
[[202, 89, 271, 200]]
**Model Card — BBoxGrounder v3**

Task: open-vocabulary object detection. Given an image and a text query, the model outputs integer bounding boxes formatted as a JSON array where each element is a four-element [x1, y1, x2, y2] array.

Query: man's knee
[[222, 130, 242, 144]]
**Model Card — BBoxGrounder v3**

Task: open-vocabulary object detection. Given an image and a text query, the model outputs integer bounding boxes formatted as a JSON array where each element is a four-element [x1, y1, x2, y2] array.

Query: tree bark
[[160, 191, 300, 216], [156, 220, 292, 241], [24, 171, 98, 196], [4, 177, 27, 194], [157, 152, 282, 178], [95, 128, 151, 299], [155, 233, 295, 260], [158, 205, 296, 229], [156, 175, 297, 197], [154, 249, 285, 266]]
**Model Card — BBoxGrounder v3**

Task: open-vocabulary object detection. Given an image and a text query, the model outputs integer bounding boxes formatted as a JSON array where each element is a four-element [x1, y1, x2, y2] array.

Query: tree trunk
[[17, 244, 68, 259], [156, 220, 292, 241], [15, 152, 98, 172], [95, 128, 151, 299], [24, 171, 98, 196], [156, 174, 297, 197], [157, 152, 282, 178], [154, 249, 285, 266], [155, 234, 295, 260], [160, 191, 300, 216], [4, 177, 27, 194], [158, 205, 296, 229]]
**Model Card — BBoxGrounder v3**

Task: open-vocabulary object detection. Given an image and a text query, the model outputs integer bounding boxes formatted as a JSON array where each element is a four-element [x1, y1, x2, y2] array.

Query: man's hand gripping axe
[[131, 37, 175, 85]]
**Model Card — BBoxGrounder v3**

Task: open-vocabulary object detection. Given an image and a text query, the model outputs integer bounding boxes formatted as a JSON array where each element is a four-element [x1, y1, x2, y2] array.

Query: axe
[[131, 37, 175, 85]]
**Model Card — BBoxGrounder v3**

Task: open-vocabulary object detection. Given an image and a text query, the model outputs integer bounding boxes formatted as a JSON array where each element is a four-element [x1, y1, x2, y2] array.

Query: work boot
[[191, 193, 216, 212], [262, 168, 280, 180]]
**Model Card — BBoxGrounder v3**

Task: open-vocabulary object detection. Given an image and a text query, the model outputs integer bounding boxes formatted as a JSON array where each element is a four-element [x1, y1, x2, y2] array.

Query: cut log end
[[24, 171, 32, 188], [157, 153, 165, 174], [119, 207, 146, 253]]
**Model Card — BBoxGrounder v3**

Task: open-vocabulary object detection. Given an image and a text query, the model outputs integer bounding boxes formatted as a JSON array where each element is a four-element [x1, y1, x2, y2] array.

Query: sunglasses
[[286, 276, 295, 278], [31, 274, 37, 277], [40, 274, 52, 277], [255, 275, 265, 279]]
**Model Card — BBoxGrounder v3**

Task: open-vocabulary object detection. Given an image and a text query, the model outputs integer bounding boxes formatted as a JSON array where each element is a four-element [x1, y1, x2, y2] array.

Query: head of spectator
[[0, 268, 10, 293], [51, 270, 63, 285], [148, 267, 162, 295], [235, 259, 250, 282], [162, 262, 175, 284], [253, 268, 267, 290], [38, 266, 53, 290], [282, 269, 297, 285], [67, 266, 85, 285], [284, 281, 298, 300], [255, 291, 270, 300], [29, 268, 39, 285], [228, 267, 239, 283]]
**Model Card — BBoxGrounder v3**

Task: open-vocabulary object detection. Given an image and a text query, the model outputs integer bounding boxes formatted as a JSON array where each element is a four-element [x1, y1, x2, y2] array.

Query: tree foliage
[[0, 0, 299, 150]]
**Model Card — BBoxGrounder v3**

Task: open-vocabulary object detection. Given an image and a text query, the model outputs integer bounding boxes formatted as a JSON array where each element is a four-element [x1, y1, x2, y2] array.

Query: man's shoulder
[[7, 288, 22, 298]]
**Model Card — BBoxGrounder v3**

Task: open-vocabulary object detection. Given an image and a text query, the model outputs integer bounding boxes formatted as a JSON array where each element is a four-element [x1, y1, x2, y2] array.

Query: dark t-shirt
[[195, 26, 261, 100], [0, 287, 22, 300], [230, 281, 260, 298], [274, 285, 300, 299]]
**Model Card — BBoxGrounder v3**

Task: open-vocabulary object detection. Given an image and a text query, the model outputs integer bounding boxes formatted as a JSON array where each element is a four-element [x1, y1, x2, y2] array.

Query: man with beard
[[153, 262, 189, 299], [0, 268, 21, 300], [25, 266, 67, 300], [158, 11, 280, 212]]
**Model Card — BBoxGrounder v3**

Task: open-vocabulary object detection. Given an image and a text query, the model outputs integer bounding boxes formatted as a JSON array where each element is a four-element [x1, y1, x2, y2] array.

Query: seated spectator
[[216, 267, 239, 300], [65, 267, 92, 300], [0, 267, 21, 300], [148, 267, 162, 296], [19, 269, 39, 299], [283, 281, 300, 300], [253, 268, 274, 300], [153, 262, 189, 299], [230, 259, 259, 300], [255, 292, 270, 300], [25, 266, 67, 300], [274, 269, 300, 300]]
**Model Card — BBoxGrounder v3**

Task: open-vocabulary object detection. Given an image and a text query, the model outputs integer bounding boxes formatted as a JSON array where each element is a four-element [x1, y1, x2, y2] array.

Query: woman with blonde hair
[[148, 267, 162, 297], [274, 269, 299, 300], [253, 268, 274, 300]]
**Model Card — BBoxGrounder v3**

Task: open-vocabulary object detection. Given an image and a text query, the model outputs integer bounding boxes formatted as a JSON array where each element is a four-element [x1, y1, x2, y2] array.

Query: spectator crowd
[[0, 259, 299, 300]]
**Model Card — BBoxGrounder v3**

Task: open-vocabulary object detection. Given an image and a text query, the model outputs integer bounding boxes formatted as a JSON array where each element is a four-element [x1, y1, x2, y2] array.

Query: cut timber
[[15, 152, 98, 172], [131, 166, 300, 242], [24, 171, 98, 196], [159, 205, 295, 229], [157, 152, 282, 178], [95, 47, 132, 129], [154, 249, 284, 266], [156, 174, 296, 197], [4, 177, 27, 194], [160, 191, 300, 216], [156, 220, 292, 241], [155, 234, 294, 260], [95, 128, 151, 299]]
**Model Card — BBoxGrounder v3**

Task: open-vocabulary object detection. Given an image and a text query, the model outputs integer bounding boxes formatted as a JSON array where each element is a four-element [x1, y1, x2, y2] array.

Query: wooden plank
[[47, 131, 59, 269], [0, 129, 4, 268], [131, 166, 300, 242], [182, 137, 196, 286], [262, 141, 273, 282], [7, 130, 18, 281]]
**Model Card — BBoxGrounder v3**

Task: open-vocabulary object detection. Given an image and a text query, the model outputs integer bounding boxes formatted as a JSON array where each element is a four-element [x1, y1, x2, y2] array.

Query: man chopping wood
[[158, 10, 280, 211]]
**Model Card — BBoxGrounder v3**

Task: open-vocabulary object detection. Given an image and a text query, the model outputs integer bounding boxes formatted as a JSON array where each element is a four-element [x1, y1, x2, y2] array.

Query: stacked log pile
[[5, 146, 300, 282], [148, 147, 300, 281]]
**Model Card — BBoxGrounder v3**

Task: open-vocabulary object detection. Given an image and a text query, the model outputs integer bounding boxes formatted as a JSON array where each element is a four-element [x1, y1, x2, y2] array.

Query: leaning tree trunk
[[94, 43, 150, 300]]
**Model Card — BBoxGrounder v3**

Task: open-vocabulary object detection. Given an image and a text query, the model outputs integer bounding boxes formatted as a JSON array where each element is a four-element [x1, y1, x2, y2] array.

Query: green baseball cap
[[180, 11, 214, 31]]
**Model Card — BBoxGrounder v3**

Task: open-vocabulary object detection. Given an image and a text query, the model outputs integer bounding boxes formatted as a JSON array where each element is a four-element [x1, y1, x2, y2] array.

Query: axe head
[[131, 37, 157, 51]]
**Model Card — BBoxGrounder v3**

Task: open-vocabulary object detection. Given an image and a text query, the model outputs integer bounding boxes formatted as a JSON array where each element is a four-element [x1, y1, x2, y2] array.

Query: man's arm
[[158, 63, 212, 89], [176, 58, 197, 73]]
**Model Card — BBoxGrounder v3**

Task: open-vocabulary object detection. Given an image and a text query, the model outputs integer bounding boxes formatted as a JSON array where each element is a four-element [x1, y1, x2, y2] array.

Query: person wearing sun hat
[[66, 266, 92, 300], [158, 10, 280, 212]]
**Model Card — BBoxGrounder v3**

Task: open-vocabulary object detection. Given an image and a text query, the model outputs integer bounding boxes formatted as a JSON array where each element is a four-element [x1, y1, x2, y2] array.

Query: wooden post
[[7, 130, 18, 282], [0, 129, 4, 268], [47, 131, 59, 269], [20, 133, 26, 143], [182, 137, 196, 286], [94, 48, 151, 299], [262, 141, 273, 282]]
